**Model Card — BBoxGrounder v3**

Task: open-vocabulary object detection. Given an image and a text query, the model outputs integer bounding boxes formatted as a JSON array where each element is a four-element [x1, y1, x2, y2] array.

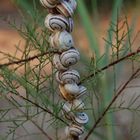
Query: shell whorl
[[45, 14, 74, 32]]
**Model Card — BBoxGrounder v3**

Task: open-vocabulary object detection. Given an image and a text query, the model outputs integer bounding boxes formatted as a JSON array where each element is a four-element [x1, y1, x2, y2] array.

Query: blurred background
[[0, 0, 140, 57]]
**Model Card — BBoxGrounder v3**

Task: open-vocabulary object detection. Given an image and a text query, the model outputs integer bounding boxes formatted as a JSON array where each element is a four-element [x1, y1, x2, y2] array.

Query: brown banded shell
[[56, 0, 77, 17], [59, 84, 75, 101], [40, 0, 59, 8]]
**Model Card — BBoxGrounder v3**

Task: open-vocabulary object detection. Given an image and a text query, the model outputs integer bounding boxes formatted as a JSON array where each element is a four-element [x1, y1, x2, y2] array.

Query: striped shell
[[49, 31, 74, 51], [56, 70, 80, 84], [45, 14, 73, 32], [40, 0, 59, 8], [56, 0, 77, 17], [65, 124, 84, 137], [60, 48, 80, 67], [73, 112, 89, 125], [53, 54, 68, 71]]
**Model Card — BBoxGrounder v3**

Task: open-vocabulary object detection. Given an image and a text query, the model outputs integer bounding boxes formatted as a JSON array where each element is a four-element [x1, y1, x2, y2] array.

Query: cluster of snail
[[40, 0, 89, 139]]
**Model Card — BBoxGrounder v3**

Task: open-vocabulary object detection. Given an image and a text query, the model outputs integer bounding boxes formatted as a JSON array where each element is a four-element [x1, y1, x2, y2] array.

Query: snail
[[56, 70, 80, 85], [45, 14, 74, 32], [49, 31, 74, 51], [64, 83, 80, 95], [40, 0, 59, 8], [56, 0, 77, 17], [61, 70, 80, 84], [76, 85, 87, 98], [65, 124, 84, 137], [60, 48, 80, 67], [62, 99, 85, 120], [53, 54, 68, 71], [53, 48, 80, 71], [59, 84, 75, 101], [73, 112, 89, 125]]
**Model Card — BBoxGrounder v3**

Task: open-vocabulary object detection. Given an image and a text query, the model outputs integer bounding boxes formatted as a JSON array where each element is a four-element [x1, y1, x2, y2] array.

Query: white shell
[[63, 99, 85, 113], [61, 70, 80, 84], [40, 0, 58, 8], [64, 83, 80, 95], [49, 31, 74, 51], [60, 48, 80, 67], [59, 84, 75, 101], [56, 70, 80, 84], [45, 14, 73, 32], [55, 71, 63, 84], [65, 124, 84, 137], [73, 112, 89, 125], [76, 85, 87, 98], [53, 54, 68, 71], [57, 0, 77, 17], [62, 99, 85, 120]]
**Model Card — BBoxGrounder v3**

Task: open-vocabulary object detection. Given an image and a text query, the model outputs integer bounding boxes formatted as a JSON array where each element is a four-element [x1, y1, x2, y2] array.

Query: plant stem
[[84, 68, 140, 140]]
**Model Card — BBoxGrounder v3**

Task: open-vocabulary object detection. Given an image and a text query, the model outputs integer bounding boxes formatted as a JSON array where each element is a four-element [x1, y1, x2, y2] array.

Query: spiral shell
[[63, 99, 84, 112], [59, 84, 75, 101], [73, 112, 89, 125], [64, 83, 80, 95], [61, 70, 80, 84], [56, 70, 80, 84], [57, 0, 77, 17], [65, 124, 84, 137], [49, 31, 74, 51], [53, 54, 68, 71], [62, 99, 85, 119], [60, 48, 80, 67], [45, 14, 73, 32], [76, 85, 87, 98], [40, 0, 59, 8]]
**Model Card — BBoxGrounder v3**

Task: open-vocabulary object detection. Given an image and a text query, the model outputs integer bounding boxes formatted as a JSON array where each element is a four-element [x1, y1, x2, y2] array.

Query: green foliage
[[0, 0, 140, 140]]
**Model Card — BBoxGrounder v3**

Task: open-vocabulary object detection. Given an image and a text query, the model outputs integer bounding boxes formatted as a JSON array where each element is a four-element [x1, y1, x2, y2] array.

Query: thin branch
[[79, 48, 140, 85], [0, 49, 61, 69], [4, 96, 53, 140], [84, 68, 140, 140], [16, 93, 69, 126]]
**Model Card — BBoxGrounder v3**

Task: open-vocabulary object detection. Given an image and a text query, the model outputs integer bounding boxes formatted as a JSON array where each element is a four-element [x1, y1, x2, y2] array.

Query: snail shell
[[57, 0, 77, 17], [53, 49, 80, 71], [62, 99, 85, 120], [59, 84, 75, 101], [53, 54, 68, 71], [45, 14, 73, 32], [49, 31, 74, 51], [56, 70, 80, 84], [61, 70, 80, 84], [40, 0, 59, 8], [62, 99, 85, 114], [60, 48, 80, 67], [73, 112, 89, 125], [65, 124, 84, 137], [64, 83, 80, 95], [76, 85, 87, 98]]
